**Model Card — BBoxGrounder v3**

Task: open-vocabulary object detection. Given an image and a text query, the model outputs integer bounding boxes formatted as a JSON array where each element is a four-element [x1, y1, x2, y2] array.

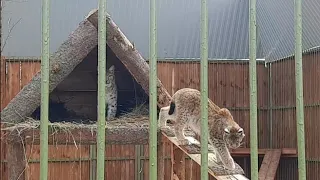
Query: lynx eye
[[224, 128, 230, 134]]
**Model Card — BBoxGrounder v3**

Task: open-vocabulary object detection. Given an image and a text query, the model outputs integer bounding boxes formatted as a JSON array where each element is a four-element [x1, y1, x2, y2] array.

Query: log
[[1, 12, 98, 123], [7, 137, 26, 180], [86, 9, 172, 108], [3, 120, 156, 145], [20, 126, 152, 145]]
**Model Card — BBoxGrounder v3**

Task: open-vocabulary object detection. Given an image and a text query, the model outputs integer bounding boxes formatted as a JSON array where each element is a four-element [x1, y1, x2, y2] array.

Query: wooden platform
[[161, 132, 249, 180]]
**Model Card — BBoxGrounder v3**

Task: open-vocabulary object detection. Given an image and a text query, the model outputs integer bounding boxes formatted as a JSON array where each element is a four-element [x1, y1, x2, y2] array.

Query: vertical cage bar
[[97, 1, 107, 179], [200, 0, 208, 180], [39, 0, 50, 179], [149, 0, 158, 179], [249, 0, 258, 179], [268, 63, 273, 148], [294, 0, 306, 179]]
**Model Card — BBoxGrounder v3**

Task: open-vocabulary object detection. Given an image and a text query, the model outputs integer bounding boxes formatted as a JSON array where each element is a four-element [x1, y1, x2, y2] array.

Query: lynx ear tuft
[[109, 65, 115, 71]]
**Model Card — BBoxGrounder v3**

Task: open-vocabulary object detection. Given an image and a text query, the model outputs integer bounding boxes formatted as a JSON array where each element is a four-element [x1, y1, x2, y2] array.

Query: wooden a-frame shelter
[[1, 8, 295, 180]]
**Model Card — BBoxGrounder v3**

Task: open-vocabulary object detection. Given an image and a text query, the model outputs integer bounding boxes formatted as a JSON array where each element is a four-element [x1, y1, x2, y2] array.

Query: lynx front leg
[[214, 143, 235, 170], [158, 106, 175, 136], [158, 106, 170, 128], [174, 121, 190, 146]]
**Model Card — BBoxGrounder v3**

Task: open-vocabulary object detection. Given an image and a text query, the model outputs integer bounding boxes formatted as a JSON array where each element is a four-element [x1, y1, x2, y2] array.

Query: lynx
[[158, 88, 245, 170], [105, 65, 118, 120]]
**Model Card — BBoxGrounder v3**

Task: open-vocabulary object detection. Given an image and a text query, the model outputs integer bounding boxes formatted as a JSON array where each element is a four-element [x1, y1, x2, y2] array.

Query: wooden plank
[[0, 56, 6, 110], [258, 149, 282, 180], [265, 149, 281, 180], [20, 61, 40, 88], [258, 150, 274, 180], [229, 148, 297, 157], [157, 135, 165, 180], [161, 132, 249, 180], [171, 143, 185, 180], [4, 62, 20, 108]]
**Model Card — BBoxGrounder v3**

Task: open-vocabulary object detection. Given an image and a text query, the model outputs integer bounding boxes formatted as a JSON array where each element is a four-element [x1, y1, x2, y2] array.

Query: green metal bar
[[39, 0, 50, 179], [97, 1, 107, 180], [249, 0, 258, 179], [268, 63, 273, 148], [149, 0, 158, 179], [200, 0, 209, 179], [294, 0, 307, 179]]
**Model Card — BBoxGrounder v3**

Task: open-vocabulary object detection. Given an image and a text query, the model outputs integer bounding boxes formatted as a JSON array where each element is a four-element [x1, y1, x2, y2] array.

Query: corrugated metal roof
[[2, 0, 320, 62]]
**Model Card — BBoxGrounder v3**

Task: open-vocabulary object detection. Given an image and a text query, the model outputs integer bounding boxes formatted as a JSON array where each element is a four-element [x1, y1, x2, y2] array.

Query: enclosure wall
[[1, 55, 320, 179]]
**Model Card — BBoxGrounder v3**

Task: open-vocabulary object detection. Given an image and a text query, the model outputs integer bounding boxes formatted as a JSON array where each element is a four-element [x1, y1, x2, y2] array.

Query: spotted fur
[[105, 65, 117, 120], [158, 88, 245, 170]]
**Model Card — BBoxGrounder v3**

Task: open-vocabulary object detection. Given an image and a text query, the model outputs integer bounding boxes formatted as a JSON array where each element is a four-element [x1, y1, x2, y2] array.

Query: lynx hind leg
[[214, 143, 236, 170]]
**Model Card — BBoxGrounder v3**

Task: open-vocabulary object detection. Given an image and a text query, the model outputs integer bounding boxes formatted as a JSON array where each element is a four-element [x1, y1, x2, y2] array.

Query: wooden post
[[7, 137, 26, 180], [171, 143, 185, 180], [157, 135, 165, 180]]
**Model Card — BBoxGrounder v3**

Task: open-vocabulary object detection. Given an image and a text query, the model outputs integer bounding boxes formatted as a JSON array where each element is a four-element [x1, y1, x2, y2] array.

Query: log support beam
[[1, 13, 99, 124], [7, 136, 26, 180]]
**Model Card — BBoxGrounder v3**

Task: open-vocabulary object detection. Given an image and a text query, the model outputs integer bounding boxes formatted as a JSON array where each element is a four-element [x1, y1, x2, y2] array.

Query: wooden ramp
[[258, 149, 282, 180], [162, 132, 249, 180]]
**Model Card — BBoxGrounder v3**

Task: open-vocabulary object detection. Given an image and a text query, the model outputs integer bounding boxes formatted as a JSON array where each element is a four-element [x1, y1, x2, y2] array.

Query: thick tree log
[[1, 13, 98, 123], [3, 120, 157, 145], [86, 9, 172, 108]]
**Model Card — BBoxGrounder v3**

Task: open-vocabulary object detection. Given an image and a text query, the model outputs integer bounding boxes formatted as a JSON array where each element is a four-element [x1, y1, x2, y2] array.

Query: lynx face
[[223, 127, 245, 149]]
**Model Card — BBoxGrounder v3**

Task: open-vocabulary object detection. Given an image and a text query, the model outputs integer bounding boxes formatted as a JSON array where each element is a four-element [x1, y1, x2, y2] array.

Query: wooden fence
[[1, 54, 320, 179]]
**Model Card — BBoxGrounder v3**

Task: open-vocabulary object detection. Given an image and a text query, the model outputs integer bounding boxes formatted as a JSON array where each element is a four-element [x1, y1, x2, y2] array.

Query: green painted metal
[[97, 1, 107, 180], [268, 63, 273, 148], [149, 0, 158, 179], [249, 0, 258, 179], [200, 0, 209, 180], [39, 0, 50, 179], [294, 0, 307, 179]]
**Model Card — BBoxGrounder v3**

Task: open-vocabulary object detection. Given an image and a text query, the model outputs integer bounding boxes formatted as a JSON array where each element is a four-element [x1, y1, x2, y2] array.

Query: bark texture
[[1, 15, 98, 123], [86, 9, 172, 108]]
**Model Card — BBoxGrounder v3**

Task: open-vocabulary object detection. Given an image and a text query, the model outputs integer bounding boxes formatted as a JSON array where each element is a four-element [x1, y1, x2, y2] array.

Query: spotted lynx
[[158, 88, 245, 170], [105, 65, 117, 120]]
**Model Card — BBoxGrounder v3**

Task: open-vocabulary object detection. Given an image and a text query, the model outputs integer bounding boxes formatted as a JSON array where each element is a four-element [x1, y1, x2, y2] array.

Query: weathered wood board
[[162, 132, 249, 180]]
